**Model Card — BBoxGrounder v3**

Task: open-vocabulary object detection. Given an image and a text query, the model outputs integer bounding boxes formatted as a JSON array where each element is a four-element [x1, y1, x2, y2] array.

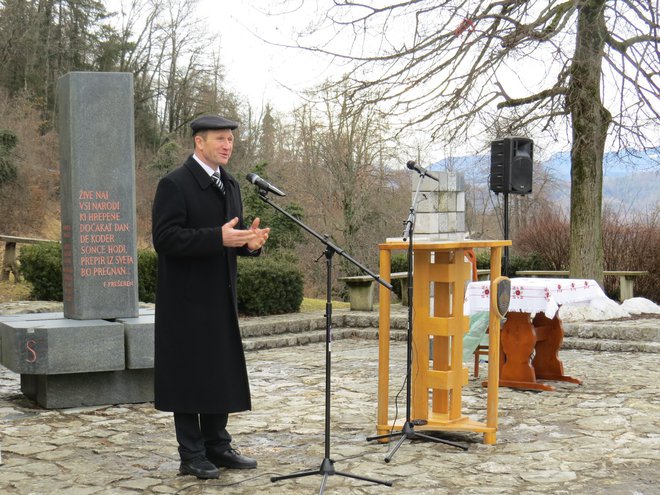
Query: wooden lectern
[[376, 240, 510, 445]]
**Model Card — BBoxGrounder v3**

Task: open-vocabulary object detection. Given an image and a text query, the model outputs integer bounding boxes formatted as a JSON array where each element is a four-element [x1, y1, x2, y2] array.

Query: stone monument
[[58, 72, 139, 320], [0, 72, 154, 408]]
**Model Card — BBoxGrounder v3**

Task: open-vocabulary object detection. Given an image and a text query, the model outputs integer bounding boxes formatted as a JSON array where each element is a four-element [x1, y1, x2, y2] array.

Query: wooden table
[[515, 270, 648, 301], [464, 278, 609, 391], [377, 240, 510, 445]]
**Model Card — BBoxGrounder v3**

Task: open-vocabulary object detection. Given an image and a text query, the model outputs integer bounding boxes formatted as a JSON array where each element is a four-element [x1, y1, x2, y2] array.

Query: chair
[[474, 336, 489, 378], [464, 249, 489, 378]]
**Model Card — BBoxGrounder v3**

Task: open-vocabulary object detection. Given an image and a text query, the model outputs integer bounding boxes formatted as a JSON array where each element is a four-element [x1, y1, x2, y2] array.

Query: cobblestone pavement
[[1, 331, 659, 494]]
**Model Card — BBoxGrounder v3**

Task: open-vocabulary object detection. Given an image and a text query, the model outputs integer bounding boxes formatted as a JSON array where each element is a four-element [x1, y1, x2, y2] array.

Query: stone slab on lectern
[[58, 72, 139, 320], [412, 170, 468, 241]]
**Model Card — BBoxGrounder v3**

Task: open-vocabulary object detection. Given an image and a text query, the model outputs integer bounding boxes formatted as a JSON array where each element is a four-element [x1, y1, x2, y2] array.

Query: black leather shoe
[[209, 448, 257, 469], [179, 457, 220, 479]]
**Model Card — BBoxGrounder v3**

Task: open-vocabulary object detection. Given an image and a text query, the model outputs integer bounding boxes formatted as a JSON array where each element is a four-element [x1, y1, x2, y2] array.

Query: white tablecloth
[[464, 278, 609, 319]]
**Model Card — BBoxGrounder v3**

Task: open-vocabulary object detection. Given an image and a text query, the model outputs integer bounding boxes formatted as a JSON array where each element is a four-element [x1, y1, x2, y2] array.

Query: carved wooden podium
[[376, 240, 510, 445]]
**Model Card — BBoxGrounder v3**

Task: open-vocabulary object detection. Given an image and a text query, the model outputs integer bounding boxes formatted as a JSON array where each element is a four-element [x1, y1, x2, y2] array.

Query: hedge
[[236, 256, 304, 316], [19, 244, 303, 316]]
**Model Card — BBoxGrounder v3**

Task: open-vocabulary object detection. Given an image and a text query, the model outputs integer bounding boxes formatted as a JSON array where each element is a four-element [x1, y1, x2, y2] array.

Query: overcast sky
[[199, 1, 335, 111], [199, 1, 571, 160], [106, 1, 659, 161]]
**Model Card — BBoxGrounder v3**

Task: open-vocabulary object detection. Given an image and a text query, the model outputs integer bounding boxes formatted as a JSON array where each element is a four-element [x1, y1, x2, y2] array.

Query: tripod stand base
[[271, 457, 392, 493], [367, 421, 468, 463]]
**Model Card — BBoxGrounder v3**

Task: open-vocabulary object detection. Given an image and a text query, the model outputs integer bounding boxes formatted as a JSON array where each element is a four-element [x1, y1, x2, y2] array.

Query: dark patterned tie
[[211, 171, 225, 195]]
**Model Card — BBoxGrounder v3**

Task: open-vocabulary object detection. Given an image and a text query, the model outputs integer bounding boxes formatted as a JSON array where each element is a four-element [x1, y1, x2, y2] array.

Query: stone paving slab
[[1, 337, 658, 494]]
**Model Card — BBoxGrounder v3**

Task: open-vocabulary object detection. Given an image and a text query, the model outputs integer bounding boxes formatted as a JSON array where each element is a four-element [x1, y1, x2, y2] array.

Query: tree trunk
[[567, 0, 611, 286]]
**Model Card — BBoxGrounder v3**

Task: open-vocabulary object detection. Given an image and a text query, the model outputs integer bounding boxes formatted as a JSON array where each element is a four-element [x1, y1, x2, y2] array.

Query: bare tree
[[0, 0, 116, 121], [281, 78, 407, 287], [108, 0, 227, 144], [271, 0, 660, 284]]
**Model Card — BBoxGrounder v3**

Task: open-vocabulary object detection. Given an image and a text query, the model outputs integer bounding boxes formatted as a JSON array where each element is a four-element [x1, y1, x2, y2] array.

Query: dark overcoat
[[151, 155, 257, 413]]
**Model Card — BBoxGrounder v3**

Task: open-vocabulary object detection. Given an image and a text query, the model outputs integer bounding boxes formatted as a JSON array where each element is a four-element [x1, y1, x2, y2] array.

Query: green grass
[[0, 279, 32, 303], [300, 297, 350, 312]]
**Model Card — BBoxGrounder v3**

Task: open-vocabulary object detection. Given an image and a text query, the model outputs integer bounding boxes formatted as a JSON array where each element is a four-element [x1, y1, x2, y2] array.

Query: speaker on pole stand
[[489, 137, 534, 275]]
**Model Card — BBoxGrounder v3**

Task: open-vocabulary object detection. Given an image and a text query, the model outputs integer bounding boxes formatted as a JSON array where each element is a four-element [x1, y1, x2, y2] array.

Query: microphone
[[406, 160, 439, 182], [246, 173, 286, 196], [406, 160, 426, 175]]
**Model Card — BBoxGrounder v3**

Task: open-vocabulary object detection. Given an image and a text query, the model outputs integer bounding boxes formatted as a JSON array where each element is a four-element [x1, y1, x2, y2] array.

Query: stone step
[[342, 312, 408, 330], [562, 319, 660, 342], [240, 315, 327, 338], [242, 327, 409, 351], [243, 329, 323, 351], [239, 314, 660, 354], [562, 337, 660, 353], [239, 311, 408, 339], [243, 328, 353, 351], [347, 328, 408, 342]]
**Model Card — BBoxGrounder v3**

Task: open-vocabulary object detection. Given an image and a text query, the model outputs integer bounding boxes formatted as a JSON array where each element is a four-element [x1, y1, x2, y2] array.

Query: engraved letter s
[[26, 339, 38, 363]]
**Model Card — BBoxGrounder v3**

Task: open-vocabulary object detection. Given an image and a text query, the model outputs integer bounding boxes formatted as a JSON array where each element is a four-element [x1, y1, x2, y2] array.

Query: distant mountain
[[544, 148, 660, 180], [429, 147, 659, 212]]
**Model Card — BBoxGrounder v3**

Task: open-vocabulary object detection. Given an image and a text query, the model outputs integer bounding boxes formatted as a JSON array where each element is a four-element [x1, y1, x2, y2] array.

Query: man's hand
[[221, 217, 270, 249], [222, 217, 257, 247], [246, 217, 270, 251]]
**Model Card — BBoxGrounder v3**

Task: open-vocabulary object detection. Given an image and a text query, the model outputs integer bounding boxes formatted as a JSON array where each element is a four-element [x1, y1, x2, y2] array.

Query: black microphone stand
[[366, 167, 467, 462], [257, 189, 394, 493]]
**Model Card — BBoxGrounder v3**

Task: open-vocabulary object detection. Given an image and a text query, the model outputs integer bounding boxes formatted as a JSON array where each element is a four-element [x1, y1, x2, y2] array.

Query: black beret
[[190, 115, 239, 134]]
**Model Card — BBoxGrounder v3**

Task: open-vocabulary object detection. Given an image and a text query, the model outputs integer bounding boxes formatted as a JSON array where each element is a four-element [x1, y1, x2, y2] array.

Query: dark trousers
[[174, 412, 232, 461]]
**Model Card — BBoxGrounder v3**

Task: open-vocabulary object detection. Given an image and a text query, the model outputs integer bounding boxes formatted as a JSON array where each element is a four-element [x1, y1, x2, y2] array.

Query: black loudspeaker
[[490, 137, 533, 195]]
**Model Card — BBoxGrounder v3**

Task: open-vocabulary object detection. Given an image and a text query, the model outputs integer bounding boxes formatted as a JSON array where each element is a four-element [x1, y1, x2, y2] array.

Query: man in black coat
[[152, 115, 270, 479]]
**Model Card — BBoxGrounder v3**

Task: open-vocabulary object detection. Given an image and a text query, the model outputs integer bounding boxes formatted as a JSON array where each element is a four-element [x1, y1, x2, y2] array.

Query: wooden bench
[[1, 235, 59, 282], [340, 269, 491, 311], [515, 270, 649, 301]]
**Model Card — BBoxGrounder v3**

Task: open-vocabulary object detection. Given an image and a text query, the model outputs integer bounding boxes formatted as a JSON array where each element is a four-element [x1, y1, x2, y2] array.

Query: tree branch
[[497, 86, 568, 108], [606, 34, 660, 54]]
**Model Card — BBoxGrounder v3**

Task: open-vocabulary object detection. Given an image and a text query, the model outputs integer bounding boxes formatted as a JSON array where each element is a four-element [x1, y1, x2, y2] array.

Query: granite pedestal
[[0, 310, 155, 408]]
